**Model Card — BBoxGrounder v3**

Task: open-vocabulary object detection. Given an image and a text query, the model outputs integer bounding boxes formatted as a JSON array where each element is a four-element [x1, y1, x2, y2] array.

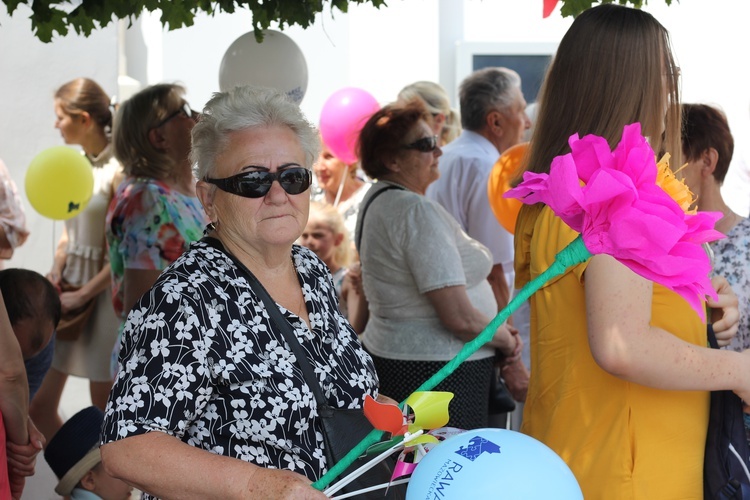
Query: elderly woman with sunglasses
[[100, 86, 379, 499], [355, 102, 520, 430], [105, 84, 207, 370]]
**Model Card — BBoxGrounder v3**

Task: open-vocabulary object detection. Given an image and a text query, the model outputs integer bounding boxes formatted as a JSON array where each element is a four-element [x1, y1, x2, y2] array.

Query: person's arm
[[59, 263, 112, 313], [708, 275, 739, 347], [101, 431, 327, 500], [425, 285, 521, 359], [123, 268, 163, 316], [0, 290, 28, 445], [487, 263, 510, 311], [585, 254, 750, 400], [342, 264, 369, 334], [46, 226, 69, 289]]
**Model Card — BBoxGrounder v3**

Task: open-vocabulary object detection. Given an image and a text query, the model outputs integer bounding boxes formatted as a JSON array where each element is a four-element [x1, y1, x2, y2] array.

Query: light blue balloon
[[406, 428, 583, 499]]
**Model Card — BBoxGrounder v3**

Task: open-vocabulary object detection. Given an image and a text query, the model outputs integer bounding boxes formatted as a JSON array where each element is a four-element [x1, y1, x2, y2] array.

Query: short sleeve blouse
[[106, 177, 207, 319], [100, 241, 378, 492]]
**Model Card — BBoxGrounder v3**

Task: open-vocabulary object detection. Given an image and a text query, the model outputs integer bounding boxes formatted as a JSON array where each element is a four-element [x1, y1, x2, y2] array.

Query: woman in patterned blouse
[[100, 86, 378, 499]]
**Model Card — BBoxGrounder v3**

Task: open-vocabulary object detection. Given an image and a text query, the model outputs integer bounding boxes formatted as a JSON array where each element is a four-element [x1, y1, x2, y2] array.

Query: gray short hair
[[459, 67, 521, 132], [191, 86, 320, 180]]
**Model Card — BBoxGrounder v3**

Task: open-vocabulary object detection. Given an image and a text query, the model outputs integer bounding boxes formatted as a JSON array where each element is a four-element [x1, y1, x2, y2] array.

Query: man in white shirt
[[426, 67, 530, 310]]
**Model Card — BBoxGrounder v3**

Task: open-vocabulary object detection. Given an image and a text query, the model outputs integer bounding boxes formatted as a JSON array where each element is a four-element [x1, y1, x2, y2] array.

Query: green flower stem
[[313, 235, 592, 491]]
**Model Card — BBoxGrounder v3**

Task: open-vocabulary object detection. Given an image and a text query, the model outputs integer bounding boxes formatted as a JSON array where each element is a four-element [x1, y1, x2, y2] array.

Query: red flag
[[543, 0, 560, 17]]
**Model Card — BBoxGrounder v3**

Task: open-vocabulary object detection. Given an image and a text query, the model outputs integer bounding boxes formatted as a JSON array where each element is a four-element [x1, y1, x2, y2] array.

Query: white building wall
[[0, 6, 118, 274]]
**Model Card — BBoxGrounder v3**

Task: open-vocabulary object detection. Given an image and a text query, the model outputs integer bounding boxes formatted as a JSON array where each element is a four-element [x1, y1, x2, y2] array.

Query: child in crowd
[[300, 201, 368, 333], [44, 406, 132, 500]]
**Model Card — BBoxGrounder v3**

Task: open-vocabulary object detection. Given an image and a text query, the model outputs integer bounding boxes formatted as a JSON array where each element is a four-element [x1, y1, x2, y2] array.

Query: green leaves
[[2, 0, 673, 43], [560, 0, 674, 17]]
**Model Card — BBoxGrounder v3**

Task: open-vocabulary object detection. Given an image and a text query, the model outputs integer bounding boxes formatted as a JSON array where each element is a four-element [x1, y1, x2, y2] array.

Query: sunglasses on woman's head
[[154, 102, 195, 129], [205, 167, 312, 198], [403, 135, 439, 153]]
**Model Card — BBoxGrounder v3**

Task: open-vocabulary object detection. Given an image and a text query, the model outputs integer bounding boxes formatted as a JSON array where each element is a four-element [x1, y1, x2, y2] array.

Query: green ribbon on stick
[[313, 235, 592, 491]]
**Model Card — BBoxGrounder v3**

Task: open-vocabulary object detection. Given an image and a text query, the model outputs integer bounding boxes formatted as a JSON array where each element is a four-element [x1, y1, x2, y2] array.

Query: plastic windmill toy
[[316, 123, 724, 497]]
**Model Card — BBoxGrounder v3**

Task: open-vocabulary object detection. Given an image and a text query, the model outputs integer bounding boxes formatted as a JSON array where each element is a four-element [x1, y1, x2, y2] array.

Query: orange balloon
[[488, 142, 528, 234]]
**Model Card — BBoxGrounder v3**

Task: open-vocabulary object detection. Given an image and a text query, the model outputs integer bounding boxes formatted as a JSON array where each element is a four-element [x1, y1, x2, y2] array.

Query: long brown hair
[[518, 4, 681, 185]]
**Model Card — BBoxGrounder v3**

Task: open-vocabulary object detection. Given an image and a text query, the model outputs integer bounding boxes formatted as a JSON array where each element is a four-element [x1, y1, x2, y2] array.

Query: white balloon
[[219, 29, 308, 104]]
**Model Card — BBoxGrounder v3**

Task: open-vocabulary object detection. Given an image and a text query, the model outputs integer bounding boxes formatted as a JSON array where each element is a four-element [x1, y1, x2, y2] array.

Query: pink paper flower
[[505, 123, 723, 318]]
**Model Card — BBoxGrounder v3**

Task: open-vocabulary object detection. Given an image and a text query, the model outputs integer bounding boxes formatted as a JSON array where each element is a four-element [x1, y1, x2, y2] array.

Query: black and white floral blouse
[[100, 240, 378, 487]]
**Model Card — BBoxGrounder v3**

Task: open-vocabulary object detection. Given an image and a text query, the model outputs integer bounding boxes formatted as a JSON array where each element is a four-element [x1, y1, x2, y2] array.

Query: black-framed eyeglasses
[[154, 102, 195, 129], [403, 135, 439, 153], [205, 167, 312, 198]]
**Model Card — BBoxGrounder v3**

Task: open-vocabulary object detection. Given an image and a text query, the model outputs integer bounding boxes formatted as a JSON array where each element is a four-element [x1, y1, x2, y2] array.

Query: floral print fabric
[[712, 217, 750, 352], [100, 241, 378, 494], [106, 177, 207, 320]]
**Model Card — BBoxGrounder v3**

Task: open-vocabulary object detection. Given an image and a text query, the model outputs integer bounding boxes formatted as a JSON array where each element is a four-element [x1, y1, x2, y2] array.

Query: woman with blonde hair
[[515, 5, 746, 497], [31, 78, 123, 441], [398, 81, 460, 146], [105, 83, 207, 367]]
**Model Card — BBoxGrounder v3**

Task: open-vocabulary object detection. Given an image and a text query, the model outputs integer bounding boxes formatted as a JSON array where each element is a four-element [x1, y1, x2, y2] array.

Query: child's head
[[44, 406, 132, 500], [0, 268, 60, 359], [300, 201, 352, 270]]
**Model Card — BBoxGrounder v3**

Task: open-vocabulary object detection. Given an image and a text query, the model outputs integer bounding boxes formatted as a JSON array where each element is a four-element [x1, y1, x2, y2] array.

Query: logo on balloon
[[406, 429, 583, 499], [454, 436, 501, 461], [219, 30, 308, 104]]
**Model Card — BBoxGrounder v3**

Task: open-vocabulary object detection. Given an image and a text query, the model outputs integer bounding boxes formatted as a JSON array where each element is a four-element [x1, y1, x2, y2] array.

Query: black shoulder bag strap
[[355, 184, 404, 253], [201, 237, 332, 415], [201, 237, 403, 498]]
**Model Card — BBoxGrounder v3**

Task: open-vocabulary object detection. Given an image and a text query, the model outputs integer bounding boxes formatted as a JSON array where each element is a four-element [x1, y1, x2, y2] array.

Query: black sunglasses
[[154, 102, 195, 129], [205, 167, 312, 198], [403, 135, 439, 153]]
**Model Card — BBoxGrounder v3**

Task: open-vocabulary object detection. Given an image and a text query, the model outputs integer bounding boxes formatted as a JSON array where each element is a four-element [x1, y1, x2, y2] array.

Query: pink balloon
[[319, 87, 380, 165]]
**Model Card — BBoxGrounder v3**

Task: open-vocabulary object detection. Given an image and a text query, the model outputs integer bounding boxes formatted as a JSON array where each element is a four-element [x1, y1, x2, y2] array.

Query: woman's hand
[[6, 418, 44, 479], [345, 262, 365, 296], [494, 324, 522, 363], [501, 358, 530, 403], [708, 275, 739, 347], [59, 289, 89, 313], [45, 270, 62, 291]]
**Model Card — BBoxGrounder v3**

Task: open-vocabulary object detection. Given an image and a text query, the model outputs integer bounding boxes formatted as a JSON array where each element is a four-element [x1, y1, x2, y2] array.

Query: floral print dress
[[100, 241, 378, 496]]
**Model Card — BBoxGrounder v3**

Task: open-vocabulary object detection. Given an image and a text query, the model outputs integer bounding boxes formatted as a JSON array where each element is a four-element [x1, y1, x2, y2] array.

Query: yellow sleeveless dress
[[515, 204, 709, 500]]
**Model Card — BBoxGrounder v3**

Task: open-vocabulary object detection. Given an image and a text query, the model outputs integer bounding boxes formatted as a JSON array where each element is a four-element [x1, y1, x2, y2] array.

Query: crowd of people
[[1, 3, 749, 499]]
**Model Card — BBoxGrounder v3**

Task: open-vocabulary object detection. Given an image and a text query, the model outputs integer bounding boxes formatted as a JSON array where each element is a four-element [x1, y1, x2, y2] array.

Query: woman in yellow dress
[[515, 5, 747, 498]]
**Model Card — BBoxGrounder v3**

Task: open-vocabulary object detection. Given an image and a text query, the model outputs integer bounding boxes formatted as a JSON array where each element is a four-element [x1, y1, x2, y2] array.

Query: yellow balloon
[[25, 146, 94, 220]]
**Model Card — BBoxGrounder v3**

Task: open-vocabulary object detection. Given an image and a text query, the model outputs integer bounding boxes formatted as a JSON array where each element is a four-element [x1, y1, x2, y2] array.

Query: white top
[[357, 181, 496, 362], [426, 130, 514, 280], [63, 145, 120, 285]]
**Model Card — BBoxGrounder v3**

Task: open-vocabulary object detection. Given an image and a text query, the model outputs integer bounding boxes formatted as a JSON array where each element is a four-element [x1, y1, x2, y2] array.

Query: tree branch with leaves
[[3, 0, 674, 43]]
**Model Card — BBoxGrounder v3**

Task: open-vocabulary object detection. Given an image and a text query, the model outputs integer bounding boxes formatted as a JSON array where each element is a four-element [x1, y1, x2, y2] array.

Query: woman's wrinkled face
[[393, 120, 442, 194], [314, 144, 350, 195], [299, 216, 341, 268], [54, 100, 86, 145], [202, 125, 310, 250]]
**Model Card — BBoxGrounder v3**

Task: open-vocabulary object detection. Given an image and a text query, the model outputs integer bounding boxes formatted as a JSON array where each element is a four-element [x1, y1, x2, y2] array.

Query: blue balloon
[[406, 428, 583, 499]]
